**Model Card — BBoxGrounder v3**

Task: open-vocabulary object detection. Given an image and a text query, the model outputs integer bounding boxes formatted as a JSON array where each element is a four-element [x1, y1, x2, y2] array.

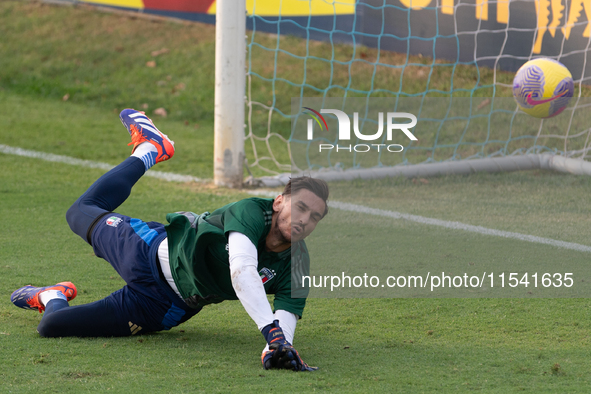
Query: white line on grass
[[3, 144, 590, 253], [0, 144, 207, 183], [328, 201, 591, 253], [249, 191, 591, 252]]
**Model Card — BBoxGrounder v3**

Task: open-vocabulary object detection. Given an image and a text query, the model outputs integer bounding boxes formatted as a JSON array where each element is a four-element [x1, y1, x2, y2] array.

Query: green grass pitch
[[1, 2, 591, 392]]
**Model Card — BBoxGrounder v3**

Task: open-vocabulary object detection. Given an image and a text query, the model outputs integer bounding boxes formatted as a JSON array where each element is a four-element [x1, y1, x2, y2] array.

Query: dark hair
[[282, 176, 329, 217]]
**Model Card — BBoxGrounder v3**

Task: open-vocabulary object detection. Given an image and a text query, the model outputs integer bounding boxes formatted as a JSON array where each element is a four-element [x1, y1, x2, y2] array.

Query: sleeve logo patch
[[106, 216, 123, 227], [259, 267, 276, 284]]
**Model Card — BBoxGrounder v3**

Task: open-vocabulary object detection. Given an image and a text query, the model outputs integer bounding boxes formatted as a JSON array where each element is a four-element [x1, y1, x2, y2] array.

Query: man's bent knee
[[37, 313, 65, 338], [66, 200, 109, 244]]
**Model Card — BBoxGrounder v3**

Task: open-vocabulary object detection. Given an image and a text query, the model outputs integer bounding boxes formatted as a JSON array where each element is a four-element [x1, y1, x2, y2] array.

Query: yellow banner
[[83, 0, 144, 8], [208, 0, 356, 16]]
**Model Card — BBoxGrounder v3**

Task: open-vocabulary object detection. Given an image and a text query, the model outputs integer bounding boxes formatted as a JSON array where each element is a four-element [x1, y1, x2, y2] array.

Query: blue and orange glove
[[260, 320, 318, 372]]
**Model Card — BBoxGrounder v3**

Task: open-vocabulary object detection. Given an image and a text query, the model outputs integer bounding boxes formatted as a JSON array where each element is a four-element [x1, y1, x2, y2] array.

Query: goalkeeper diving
[[10, 109, 329, 371]]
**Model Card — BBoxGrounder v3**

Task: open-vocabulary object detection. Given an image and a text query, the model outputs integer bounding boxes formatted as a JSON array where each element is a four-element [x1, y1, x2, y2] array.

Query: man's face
[[273, 189, 326, 243]]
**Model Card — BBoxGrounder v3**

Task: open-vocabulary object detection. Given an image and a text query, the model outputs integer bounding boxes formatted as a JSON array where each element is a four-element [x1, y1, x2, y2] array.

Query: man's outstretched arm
[[227, 231, 316, 371], [228, 231, 275, 329]]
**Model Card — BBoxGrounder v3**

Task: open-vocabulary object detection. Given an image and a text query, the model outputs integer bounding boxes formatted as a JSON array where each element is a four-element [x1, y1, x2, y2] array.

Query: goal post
[[208, 0, 591, 187], [213, 0, 246, 188]]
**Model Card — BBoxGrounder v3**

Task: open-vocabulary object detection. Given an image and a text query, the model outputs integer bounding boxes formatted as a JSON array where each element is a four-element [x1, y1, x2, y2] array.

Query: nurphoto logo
[[302, 107, 418, 153]]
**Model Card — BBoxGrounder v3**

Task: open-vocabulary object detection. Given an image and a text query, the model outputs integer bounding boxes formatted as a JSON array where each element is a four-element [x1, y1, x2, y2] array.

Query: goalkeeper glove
[[260, 320, 318, 372]]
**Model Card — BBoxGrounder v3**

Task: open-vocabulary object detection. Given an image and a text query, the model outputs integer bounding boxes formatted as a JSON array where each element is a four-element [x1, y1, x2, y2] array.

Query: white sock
[[38, 290, 67, 307], [131, 142, 158, 171]]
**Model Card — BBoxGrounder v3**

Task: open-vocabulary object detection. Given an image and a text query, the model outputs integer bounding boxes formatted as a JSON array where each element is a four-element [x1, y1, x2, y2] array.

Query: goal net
[[244, 0, 591, 185]]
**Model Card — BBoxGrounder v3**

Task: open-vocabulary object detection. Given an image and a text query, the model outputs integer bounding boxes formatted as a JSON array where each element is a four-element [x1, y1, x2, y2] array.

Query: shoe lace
[[127, 124, 147, 150]]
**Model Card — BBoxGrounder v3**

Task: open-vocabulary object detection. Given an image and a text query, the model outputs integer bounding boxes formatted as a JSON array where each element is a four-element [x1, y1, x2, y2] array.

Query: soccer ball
[[512, 58, 574, 118]]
